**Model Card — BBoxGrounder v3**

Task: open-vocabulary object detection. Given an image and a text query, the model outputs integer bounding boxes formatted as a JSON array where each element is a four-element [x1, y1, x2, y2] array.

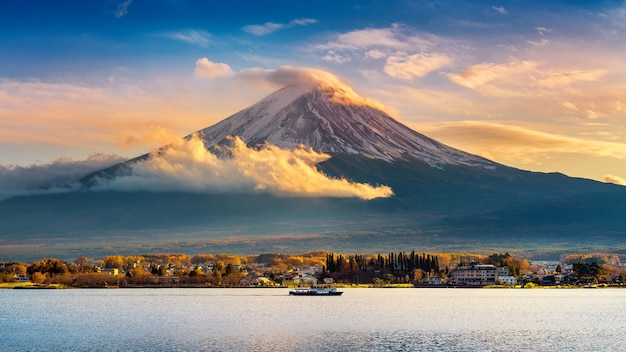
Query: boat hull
[[289, 288, 343, 296]]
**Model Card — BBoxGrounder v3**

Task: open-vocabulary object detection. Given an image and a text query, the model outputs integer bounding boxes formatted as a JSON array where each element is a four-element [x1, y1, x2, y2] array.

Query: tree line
[[324, 251, 441, 285]]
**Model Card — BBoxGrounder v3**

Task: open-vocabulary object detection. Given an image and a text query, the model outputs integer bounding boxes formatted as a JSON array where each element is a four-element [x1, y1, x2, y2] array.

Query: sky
[[1, 0, 626, 193]]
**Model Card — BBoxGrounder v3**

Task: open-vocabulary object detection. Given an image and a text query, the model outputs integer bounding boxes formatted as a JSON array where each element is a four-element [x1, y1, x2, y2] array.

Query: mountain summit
[[196, 83, 494, 169]]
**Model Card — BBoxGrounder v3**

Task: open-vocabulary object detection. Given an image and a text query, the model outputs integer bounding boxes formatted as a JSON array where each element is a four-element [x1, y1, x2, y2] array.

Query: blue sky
[[1, 0, 626, 187]]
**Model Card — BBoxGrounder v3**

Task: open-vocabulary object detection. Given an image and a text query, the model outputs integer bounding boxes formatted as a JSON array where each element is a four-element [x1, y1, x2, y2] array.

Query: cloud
[[562, 101, 578, 111], [194, 61, 385, 109], [113, 0, 132, 18], [195, 58, 234, 78], [384, 53, 452, 80], [316, 25, 437, 52], [447, 60, 538, 93], [527, 38, 550, 47], [322, 51, 352, 64], [165, 29, 211, 47], [96, 135, 393, 200], [447, 60, 607, 97], [0, 154, 126, 200], [492, 6, 507, 15], [365, 50, 387, 60], [535, 27, 552, 36], [243, 22, 285, 36], [312, 25, 457, 78], [538, 70, 607, 88], [603, 174, 626, 186], [291, 18, 318, 26], [420, 121, 626, 161], [242, 17, 318, 36]]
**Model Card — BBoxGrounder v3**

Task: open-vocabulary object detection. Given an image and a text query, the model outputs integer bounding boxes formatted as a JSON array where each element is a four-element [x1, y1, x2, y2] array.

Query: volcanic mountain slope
[[1, 78, 626, 256], [195, 83, 494, 168]]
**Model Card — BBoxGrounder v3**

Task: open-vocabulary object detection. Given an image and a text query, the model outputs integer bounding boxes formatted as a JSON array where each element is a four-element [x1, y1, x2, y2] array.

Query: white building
[[497, 275, 518, 285], [450, 263, 510, 286]]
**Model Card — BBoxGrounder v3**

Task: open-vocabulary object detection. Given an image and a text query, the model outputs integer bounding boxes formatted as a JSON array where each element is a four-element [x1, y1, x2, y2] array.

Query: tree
[[27, 258, 68, 276], [75, 256, 90, 267], [31, 272, 46, 284]]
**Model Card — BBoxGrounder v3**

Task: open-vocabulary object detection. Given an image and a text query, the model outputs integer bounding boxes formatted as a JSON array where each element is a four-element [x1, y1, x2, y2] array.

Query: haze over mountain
[[1, 72, 625, 260]]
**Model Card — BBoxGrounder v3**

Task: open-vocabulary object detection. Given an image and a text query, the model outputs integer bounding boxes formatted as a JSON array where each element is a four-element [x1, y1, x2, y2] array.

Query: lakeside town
[[1, 251, 625, 289]]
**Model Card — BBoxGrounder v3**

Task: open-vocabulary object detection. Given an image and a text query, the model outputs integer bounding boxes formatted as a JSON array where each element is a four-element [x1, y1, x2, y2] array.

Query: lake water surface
[[1, 288, 625, 351]]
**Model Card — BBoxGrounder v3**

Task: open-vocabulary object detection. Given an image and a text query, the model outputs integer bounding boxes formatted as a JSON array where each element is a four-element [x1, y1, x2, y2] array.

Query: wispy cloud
[[492, 6, 507, 15], [242, 17, 318, 36], [447, 60, 607, 97], [315, 25, 437, 52], [164, 29, 211, 47], [419, 121, 626, 162], [384, 53, 452, 80], [95, 135, 393, 200], [113, 0, 132, 18]]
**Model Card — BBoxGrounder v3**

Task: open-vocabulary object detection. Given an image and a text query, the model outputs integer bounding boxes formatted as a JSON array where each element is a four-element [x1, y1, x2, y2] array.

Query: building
[[450, 263, 508, 286], [497, 275, 517, 285]]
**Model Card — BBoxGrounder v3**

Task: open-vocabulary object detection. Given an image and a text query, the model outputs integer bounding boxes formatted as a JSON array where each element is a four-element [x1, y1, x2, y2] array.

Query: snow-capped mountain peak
[[197, 83, 495, 169]]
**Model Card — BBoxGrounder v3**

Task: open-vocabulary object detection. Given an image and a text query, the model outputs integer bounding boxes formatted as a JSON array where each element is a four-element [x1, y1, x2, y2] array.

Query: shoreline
[[2, 282, 623, 290]]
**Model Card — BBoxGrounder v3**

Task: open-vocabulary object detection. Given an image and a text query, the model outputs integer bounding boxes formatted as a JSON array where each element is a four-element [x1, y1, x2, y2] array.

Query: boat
[[289, 287, 343, 296]]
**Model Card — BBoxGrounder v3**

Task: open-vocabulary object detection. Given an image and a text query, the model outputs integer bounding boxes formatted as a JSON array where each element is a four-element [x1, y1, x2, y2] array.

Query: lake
[[1, 288, 625, 351]]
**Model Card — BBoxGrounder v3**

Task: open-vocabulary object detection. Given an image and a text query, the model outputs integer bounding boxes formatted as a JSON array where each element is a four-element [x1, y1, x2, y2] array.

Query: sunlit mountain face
[[2, 80, 626, 259]]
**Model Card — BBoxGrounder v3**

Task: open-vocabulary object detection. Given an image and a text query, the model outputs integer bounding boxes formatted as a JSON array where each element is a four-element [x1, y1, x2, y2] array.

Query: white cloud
[[316, 25, 437, 52], [527, 38, 550, 46], [234, 66, 386, 109], [603, 174, 626, 186], [291, 18, 318, 26], [535, 27, 552, 36], [165, 29, 211, 47], [312, 25, 456, 75], [365, 50, 387, 60], [242, 17, 318, 36], [322, 51, 352, 64], [492, 6, 507, 15], [242, 22, 285, 36], [96, 135, 393, 200], [384, 53, 452, 80], [0, 154, 126, 200], [113, 0, 132, 18], [195, 58, 234, 78]]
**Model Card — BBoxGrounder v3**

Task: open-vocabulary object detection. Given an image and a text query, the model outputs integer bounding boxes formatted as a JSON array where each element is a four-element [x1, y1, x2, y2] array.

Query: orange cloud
[[97, 135, 393, 200], [603, 174, 626, 186], [384, 53, 452, 80], [447, 60, 607, 97], [194, 58, 234, 78], [417, 121, 626, 161]]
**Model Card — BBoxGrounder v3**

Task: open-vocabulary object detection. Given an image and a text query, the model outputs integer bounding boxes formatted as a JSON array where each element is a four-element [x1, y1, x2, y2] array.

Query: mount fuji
[[1, 78, 625, 259]]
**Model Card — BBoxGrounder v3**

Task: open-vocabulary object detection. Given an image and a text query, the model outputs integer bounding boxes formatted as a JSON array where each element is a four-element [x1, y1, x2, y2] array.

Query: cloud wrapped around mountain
[[0, 154, 126, 200], [95, 134, 393, 200]]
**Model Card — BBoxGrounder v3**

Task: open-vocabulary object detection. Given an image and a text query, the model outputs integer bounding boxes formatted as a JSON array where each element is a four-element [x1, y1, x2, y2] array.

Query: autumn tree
[[27, 258, 68, 276]]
